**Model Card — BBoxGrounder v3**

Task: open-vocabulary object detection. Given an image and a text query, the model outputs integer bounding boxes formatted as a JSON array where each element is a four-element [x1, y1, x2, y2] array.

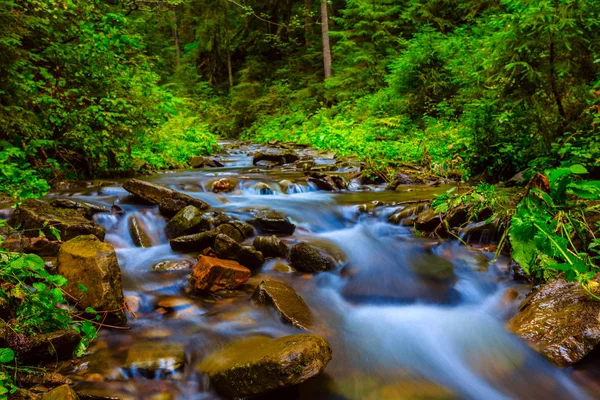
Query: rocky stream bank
[[1, 141, 599, 399]]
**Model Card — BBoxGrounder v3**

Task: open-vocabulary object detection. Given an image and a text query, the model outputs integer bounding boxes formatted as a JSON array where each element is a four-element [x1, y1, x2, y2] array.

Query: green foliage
[[509, 165, 600, 293], [432, 183, 507, 219]]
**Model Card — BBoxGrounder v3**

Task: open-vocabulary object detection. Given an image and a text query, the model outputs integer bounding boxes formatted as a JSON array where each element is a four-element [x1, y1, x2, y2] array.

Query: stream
[[32, 141, 600, 399]]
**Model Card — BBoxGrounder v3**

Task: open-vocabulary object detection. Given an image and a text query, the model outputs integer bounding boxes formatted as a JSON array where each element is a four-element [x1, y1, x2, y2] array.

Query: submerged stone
[[124, 342, 185, 379], [198, 334, 332, 398], [8, 199, 105, 241], [252, 280, 314, 330], [151, 259, 194, 271]]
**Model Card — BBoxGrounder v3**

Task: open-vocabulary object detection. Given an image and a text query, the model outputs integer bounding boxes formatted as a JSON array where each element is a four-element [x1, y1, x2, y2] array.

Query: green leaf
[[569, 164, 588, 174], [0, 348, 14, 363]]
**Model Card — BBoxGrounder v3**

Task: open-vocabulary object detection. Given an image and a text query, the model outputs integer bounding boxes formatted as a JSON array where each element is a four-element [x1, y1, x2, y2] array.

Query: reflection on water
[[37, 142, 593, 399]]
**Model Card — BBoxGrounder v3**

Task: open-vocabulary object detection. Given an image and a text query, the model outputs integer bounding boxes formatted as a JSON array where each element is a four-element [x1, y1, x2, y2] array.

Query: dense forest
[[3, 0, 600, 199]]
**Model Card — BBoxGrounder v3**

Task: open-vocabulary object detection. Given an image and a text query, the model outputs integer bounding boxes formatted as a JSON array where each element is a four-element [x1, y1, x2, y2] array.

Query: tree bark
[[320, 0, 332, 79], [172, 5, 181, 67], [305, 0, 312, 47]]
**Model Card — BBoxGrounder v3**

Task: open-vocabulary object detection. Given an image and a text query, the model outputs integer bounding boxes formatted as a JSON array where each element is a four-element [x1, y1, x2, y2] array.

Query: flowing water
[[23, 141, 600, 399]]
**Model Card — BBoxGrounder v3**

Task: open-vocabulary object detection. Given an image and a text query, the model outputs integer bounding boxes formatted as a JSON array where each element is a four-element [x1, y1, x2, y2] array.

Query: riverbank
[[0, 141, 599, 399]]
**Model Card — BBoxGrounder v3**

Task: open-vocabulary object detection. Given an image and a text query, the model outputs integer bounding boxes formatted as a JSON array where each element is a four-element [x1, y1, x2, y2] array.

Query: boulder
[[198, 334, 332, 398], [385, 173, 415, 190], [151, 260, 194, 271], [414, 209, 443, 232], [189, 256, 251, 293], [214, 223, 244, 243], [0, 236, 62, 257], [253, 182, 274, 195], [247, 210, 296, 235], [507, 277, 600, 366], [253, 236, 289, 258], [8, 199, 105, 241], [165, 206, 208, 239], [290, 242, 332, 273], [128, 216, 152, 247], [158, 198, 188, 218], [49, 199, 109, 219], [41, 385, 79, 400], [252, 280, 313, 330], [229, 220, 254, 238], [213, 234, 264, 269], [124, 342, 185, 379], [123, 178, 209, 210], [189, 156, 224, 168], [211, 178, 237, 193], [252, 152, 299, 166], [6, 329, 81, 365], [388, 204, 428, 225], [57, 235, 126, 324], [169, 231, 217, 253]]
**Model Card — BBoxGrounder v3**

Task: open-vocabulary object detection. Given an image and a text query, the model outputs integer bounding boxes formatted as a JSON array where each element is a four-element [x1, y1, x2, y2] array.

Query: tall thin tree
[[320, 0, 332, 79]]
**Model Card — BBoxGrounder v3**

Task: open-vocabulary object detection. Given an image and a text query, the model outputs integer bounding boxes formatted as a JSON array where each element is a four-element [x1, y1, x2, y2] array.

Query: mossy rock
[[214, 234, 264, 269], [198, 334, 332, 398], [253, 236, 289, 258], [169, 231, 217, 253], [289, 242, 332, 273], [247, 210, 296, 235], [165, 205, 208, 239], [8, 199, 105, 241]]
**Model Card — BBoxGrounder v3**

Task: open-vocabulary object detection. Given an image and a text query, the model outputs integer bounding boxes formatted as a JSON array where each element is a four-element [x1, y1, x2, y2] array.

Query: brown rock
[[128, 216, 152, 247], [41, 385, 79, 400], [123, 178, 208, 210], [57, 235, 126, 324], [252, 280, 313, 330], [211, 178, 236, 193], [507, 277, 600, 366], [8, 199, 105, 241], [189, 256, 251, 293]]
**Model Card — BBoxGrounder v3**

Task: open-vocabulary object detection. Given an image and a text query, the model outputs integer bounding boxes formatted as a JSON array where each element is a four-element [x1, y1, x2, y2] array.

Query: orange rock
[[189, 256, 251, 293], [212, 178, 236, 193]]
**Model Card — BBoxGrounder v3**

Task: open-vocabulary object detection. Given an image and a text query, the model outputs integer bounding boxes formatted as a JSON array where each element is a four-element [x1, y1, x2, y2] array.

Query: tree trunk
[[172, 6, 181, 67], [320, 0, 332, 79], [305, 0, 312, 47], [227, 46, 233, 89]]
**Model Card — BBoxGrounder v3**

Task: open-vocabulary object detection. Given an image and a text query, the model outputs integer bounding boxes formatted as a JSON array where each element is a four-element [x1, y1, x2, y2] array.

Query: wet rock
[[127, 216, 152, 247], [7, 329, 81, 365], [253, 182, 274, 195], [445, 206, 469, 228], [213, 234, 264, 269], [247, 210, 296, 235], [253, 236, 289, 258], [189, 256, 251, 293], [198, 334, 332, 398], [507, 277, 600, 366], [57, 235, 126, 324], [289, 242, 332, 273], [49, 199, 109, 219], [458, 219, 502, 244], [409, 254, 454, 281], [206, 211, 233, 228], [211, 178, 236, 193], [123, 178, 209, 210], [158, 198, 188, 218], [414, 209, 442, 232], [10, 389, 41, 399], [385, 173, 415, 191], [169, 231, 217, 253], [214, 223, 244, 243], [189, 156, 224, 168], [306, 172, 346, 191], [295, 159, 316, 171], [0, 236, 62, 257], [388, 204, 428, 224], [41, 385, 79, 400], [230, 220, 254, 239], [151, 260, 194, 271], [8, 199, 106, 241], [124, 342, 185, 379], [110, 204, 125, 217], [165, 206, 208, 239], [17, 372, 71, 389], [253, 151, 299, 166], [252, 280, 313, 330]]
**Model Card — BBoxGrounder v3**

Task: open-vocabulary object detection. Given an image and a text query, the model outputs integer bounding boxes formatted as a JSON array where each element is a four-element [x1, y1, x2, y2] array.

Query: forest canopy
[[2, 0, 600, 198]]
